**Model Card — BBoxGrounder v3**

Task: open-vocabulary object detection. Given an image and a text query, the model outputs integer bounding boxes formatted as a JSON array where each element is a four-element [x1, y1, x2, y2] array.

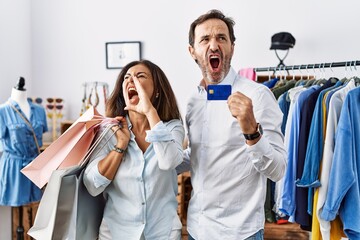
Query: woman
[[83, 60, 184, 240]]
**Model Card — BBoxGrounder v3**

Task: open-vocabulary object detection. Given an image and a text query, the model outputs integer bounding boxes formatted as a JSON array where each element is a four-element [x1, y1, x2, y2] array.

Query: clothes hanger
[[298, 65, 304, 81], [351, 61, 360, 86], [341, 61, 349, 84]]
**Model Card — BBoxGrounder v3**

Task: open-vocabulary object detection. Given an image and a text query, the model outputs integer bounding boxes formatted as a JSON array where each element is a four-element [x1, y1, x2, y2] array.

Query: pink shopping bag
[[21, 106, 116, 189]]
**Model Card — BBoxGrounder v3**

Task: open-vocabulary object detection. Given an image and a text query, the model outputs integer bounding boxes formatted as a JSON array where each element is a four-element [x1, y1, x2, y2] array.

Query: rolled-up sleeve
[[83, 128, 115, 196], [145, 119, 184, 170]]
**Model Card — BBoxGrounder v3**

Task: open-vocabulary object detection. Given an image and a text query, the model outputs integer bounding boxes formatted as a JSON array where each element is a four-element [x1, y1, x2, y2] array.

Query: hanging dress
[[0, 99, 48, 206]]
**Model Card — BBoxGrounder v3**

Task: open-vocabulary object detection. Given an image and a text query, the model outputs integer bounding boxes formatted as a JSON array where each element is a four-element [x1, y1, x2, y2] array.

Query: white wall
[[26, 0, 360, 120], [1, 0, 360, 120], [0, 0, 32, 102], [0, 1, 359, 239], [0, 1, 32, 238]]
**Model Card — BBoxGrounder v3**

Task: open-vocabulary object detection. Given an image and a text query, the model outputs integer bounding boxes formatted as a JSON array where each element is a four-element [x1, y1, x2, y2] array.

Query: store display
[[80, 81, 109, 116], [45, 97, 64, 142]]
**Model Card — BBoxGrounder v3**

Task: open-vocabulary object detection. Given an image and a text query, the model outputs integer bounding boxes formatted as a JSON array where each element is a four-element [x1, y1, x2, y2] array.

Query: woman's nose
[[128, 76, 134, 83]]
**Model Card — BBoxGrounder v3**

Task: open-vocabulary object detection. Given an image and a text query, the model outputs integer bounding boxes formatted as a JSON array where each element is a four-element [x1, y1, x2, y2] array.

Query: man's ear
[[188, 45, 197, 61], [230, 43, 235, 58]]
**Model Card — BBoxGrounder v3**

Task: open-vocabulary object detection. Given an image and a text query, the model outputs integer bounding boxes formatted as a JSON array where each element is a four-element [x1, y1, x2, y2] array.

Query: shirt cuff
[[246, 136, 269, 159], [145, 121, 174, 142], [89, 164, 111, 188]]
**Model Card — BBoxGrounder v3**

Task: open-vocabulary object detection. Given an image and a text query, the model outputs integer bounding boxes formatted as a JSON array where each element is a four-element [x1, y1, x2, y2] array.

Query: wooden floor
[[263, 222, 309, 240], [181, 222, 310, 240]]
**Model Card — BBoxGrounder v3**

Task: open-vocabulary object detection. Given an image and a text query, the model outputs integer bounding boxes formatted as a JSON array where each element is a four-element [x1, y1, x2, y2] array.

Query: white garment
[[98, 216, 181, 240], [185, 68, 287, 240]]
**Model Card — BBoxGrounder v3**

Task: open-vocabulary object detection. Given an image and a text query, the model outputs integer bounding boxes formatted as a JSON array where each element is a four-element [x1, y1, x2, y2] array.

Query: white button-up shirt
[[184, 68, 287, 240], [84, 119, 184, 240]]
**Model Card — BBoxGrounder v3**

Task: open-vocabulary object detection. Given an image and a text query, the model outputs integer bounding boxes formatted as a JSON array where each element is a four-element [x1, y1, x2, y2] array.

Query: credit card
[[207, 85, 232, 100]]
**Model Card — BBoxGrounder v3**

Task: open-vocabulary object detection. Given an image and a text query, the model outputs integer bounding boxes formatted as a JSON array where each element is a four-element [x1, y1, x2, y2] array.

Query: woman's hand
[[112, 116, 130, 149], [124, 76, 156, 117]]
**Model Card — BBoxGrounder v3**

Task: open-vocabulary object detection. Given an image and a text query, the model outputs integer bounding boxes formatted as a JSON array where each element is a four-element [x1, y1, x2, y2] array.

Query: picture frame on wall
[[105, 41, 141, 69]]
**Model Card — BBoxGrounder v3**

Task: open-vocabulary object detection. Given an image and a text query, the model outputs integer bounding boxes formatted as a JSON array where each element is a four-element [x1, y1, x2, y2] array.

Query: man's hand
[[227, 91, 258, 134]]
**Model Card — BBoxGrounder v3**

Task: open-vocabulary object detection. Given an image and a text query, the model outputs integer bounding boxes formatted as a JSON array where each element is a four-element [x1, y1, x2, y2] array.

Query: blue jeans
[[188, 229, 264, 240]]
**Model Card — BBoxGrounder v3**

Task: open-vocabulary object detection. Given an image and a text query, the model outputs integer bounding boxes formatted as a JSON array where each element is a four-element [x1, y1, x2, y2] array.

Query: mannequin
[[10, 77, 30, 119], [0, 77, 48, 240]]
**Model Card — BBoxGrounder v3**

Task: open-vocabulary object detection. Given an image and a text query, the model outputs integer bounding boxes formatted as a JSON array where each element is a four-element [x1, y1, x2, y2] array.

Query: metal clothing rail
[[254, 60, 360, 72], [82, 81, 109, 87]]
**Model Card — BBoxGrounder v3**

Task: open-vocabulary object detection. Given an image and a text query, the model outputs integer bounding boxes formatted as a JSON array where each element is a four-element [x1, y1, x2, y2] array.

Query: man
[[183, 9, 287, 240]]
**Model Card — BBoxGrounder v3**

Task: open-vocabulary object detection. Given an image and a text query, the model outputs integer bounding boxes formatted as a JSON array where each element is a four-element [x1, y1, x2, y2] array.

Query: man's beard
[[199, 57, 231, 83]]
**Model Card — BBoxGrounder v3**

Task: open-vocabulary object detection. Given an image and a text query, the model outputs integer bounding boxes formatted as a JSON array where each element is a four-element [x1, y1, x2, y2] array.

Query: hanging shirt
[[296, 80, 342, 214], [314, 80, 355, 240], [320, 87, 360, 240], [185, 68, 287, 240], [84, 119, 184, 240], [274, 86, 306, 218], [238, 67, 257, 81], [280, 85, 319, 222], [0, 99, 47, 206]]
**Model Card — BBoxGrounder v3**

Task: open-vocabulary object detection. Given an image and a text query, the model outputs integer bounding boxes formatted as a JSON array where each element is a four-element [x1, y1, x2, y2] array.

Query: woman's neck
[[129, 111, 149, 133], [128, 111, 151, 153]]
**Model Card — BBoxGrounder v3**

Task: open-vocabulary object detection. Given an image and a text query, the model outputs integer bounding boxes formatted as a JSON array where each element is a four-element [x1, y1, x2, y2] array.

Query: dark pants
[[188, 229, 264, 240]]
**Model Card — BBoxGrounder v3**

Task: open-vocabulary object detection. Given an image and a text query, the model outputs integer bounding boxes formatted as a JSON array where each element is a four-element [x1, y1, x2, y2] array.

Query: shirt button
[[142, 202, 145, 205]]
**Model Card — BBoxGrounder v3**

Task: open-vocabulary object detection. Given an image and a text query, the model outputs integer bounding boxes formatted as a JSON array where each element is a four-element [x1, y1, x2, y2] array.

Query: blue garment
[[278, 92, 290, 135], [262, 78, 279, 89], [295, 79, 336, 229], [320, 87, 360, 240], [0, 99, 48, 206], [280, 86, 319, 219], [296, 81, 342, 214]]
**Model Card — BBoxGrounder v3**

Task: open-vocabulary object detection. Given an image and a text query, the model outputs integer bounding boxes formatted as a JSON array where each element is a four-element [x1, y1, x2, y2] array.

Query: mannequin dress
[[0, 84, 48, 206]]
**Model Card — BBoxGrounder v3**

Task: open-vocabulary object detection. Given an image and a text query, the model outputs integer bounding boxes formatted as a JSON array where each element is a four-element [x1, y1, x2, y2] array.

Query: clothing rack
[[254, 60, 360, 73], [82, 81, 109, 87]]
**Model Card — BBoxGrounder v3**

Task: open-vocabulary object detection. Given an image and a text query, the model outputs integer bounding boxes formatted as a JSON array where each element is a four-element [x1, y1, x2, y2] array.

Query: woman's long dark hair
[[106, 59, 181, 122]]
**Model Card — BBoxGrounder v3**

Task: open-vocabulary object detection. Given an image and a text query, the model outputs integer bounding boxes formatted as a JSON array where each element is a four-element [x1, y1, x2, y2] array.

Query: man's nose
[[209, 38, 219, 51]]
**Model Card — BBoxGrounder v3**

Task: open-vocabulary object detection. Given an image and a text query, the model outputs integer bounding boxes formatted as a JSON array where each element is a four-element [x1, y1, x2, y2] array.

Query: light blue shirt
[[184, 68, 287, 240], [280, 85, 320, 220], [320, 87, 360, 240], [0, 99, 47, 206], [83, 118, 184, 240], [296, 81, 342, 214]]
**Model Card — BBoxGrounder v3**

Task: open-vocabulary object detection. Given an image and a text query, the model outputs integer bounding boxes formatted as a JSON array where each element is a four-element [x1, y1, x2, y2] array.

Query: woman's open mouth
[[128, 87, 139, 104]]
